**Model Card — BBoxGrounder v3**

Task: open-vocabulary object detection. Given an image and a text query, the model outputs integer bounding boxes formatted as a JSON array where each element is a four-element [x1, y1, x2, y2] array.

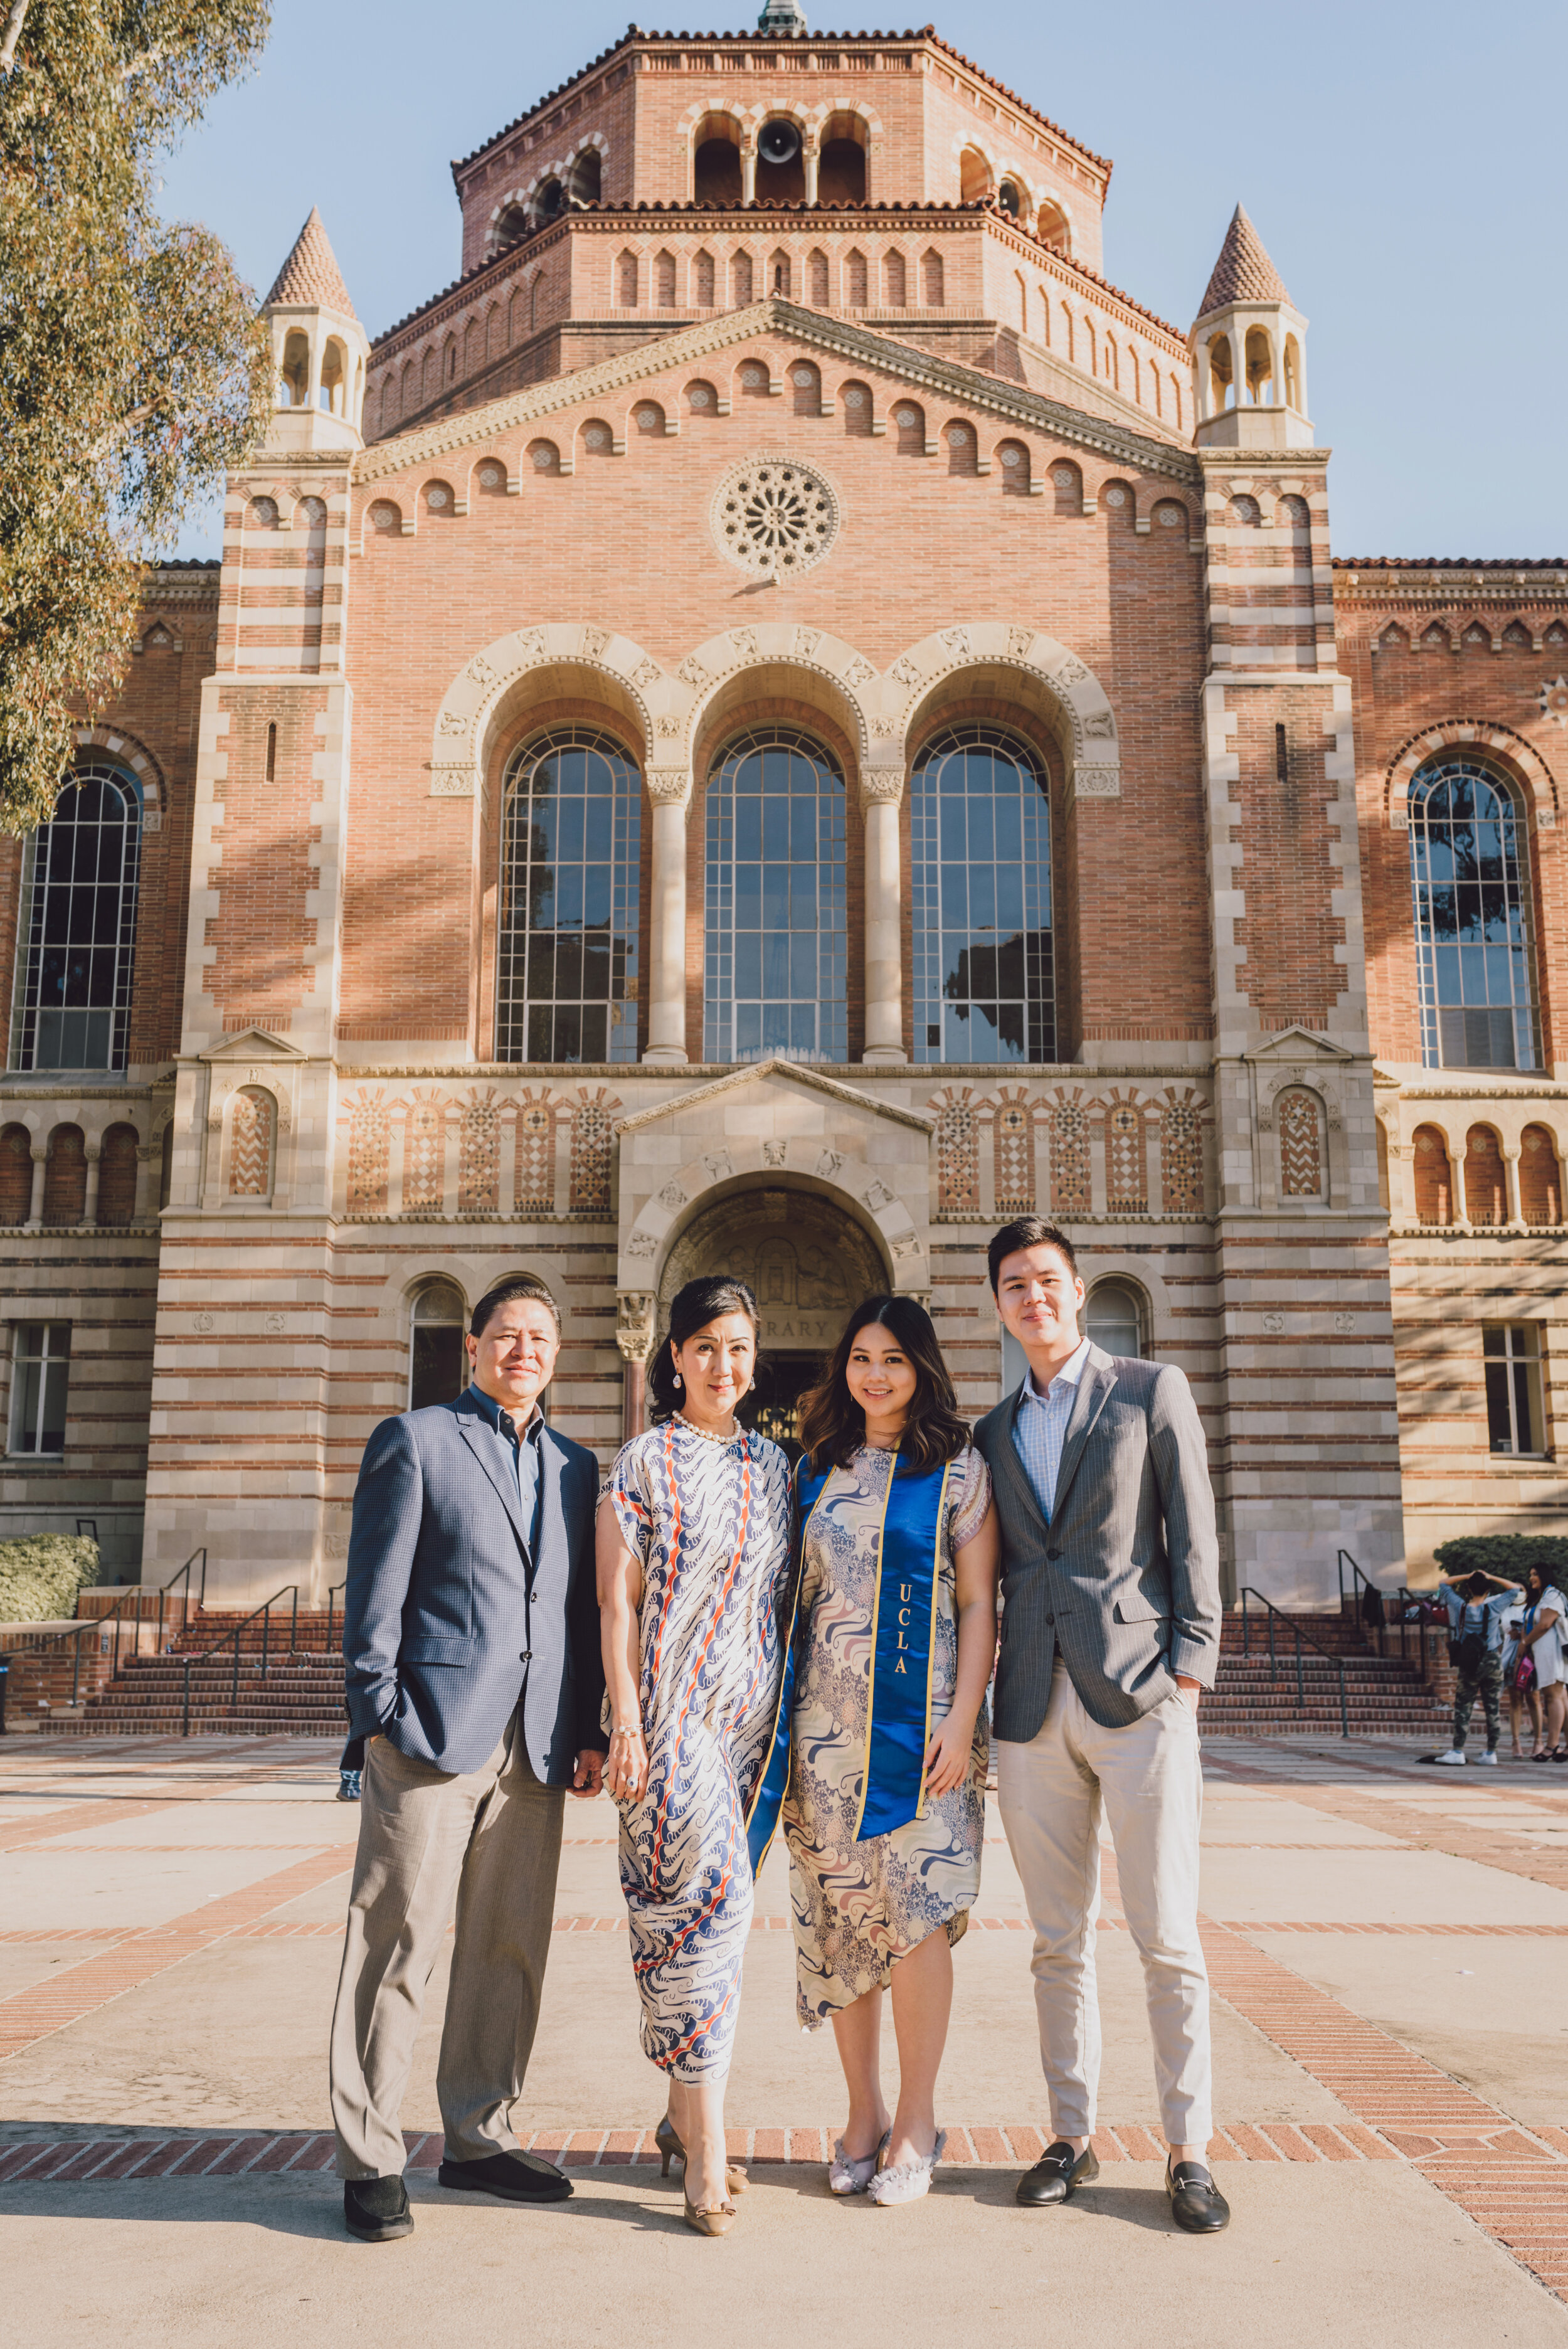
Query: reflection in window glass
[[1086, 1281, 1143, 1359], [497, 729, 640, 1064], [1483, 1324, 1545, 1456], [11, 1323, 70, 1453], [911, 727, 1054, 1064], [704, 728, 847, 1063], [409, 1282, 467, 1411], [10, 763, 141, 1073], [1409, 761, 1539, 1071]]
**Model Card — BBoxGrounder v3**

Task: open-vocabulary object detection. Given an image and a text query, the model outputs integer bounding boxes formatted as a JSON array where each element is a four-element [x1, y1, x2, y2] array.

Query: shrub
[[0, 1535, 101, 1625], [1432, 1534, 1568, 1588]]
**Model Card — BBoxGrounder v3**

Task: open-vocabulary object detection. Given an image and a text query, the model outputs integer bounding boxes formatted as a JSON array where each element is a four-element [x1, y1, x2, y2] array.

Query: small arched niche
[[1412, 1123, 1453, 1226], [817, 113, 867, 204], [959, 145, 992, 204], [693, 115, 742, 205], [1244, 326, 1274, 404], [1276, 1087, 1326, 1203], [409, 1279, 468, 1411], [278, 329, 310, 408], [228, 1086, 277, 1202]]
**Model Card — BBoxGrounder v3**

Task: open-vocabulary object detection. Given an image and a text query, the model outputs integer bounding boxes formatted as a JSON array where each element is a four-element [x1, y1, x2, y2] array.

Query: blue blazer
[[342, 1389, 606, 1780]]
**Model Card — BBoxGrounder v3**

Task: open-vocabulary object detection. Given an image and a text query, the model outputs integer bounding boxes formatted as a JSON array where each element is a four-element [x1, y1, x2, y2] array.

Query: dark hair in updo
[[647, 1275, 761, 1424]]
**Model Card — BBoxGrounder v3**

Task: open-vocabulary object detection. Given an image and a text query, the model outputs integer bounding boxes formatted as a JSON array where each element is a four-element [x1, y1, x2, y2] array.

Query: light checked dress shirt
[[468, 1382, 544, 1561], [1010, 1334, 1093, 1524]]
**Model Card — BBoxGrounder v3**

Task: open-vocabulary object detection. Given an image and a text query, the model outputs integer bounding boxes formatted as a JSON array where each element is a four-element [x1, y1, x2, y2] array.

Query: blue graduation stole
[[744, 1448, 951, 1873]]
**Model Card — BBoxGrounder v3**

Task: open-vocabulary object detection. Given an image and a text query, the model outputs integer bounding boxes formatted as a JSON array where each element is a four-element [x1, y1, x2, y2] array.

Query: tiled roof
[[1197, 204, 1290, 318], [265, 208, 358, 316], [1332, 556, 1567, 571]]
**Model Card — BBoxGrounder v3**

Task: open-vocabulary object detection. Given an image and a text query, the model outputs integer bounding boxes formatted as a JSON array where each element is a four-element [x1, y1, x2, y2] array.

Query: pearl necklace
[[675, 1412, 744, 1445]]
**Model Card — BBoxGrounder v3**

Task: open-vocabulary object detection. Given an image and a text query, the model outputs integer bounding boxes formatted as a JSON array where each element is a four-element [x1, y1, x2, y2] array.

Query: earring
[[673, 1371, 683, 1391]]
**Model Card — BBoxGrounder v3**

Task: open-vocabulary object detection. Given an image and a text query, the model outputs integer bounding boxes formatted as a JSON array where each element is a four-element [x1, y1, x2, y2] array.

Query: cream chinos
[[329, 1710, 564, 2179], [996, 1663, 1213, 2148]]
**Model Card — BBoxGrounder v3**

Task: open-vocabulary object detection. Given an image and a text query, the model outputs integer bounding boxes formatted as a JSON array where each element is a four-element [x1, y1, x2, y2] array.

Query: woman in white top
[[1517, 1565, 1567, 1764]]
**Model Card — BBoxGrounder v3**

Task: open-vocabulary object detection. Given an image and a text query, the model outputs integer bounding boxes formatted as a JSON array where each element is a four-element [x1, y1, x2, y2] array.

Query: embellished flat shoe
[[1166, 2158, 1231, 2234], [655, 2114, 748, 2194], [829, 2129, 890, 2195], [1016, 2140, 1099, 2207], [867, 2131, 946, 2206], [682, 2185, 737, 2237]]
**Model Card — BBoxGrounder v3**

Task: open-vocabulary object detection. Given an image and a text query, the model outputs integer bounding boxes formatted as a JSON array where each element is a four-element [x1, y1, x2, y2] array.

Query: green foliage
[[0, 0, 274, 830], [1433, 1533, 1568, 1588], [0, 1531, 100, 1622]]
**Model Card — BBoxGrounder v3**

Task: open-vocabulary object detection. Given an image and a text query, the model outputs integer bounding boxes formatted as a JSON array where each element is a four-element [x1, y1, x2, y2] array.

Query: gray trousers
[[329, 1709, 564, 2178], [996, 1663, 1214, 2148]]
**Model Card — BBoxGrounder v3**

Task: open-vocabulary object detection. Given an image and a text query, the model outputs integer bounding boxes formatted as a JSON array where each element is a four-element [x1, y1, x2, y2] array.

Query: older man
[[329, 1273, 605, 2242]]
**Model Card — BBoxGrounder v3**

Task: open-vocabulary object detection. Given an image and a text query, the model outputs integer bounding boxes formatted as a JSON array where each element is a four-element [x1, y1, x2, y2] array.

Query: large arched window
[[497, 728, 641, 1064], [910, 726, 1054, 1063], [1085, 1278, 1145, 1358], [10, 761, 141, 1072], [704, 728, 847, 1063], [408, 1280, 467, 1410], [1408, 758, 1540, 1071]]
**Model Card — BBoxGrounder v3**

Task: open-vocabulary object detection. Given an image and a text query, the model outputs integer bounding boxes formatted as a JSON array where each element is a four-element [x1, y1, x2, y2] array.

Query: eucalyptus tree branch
[[0, 0, 31, 78]]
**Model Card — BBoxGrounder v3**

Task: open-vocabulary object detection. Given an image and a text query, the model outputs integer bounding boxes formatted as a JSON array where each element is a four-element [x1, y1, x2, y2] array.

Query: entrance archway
[[657, 1184, 887, 1450]]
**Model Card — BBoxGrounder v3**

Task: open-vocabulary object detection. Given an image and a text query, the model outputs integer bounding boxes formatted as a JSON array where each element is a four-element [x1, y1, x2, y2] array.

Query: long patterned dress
[[785, 1442, 992, 2029], [605, 1416, 794, 2079]]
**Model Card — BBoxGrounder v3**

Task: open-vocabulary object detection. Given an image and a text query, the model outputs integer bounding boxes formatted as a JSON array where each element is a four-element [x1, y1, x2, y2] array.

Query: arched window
[[1408, 758, 1540, 1070], [10, 761, 141, 1073], [497, 729, 642, 1064], [1520, 1123, 1562, 1227], [409, 1280, 467, 1411], [1085, 1279, 1145, 1359], [910, 727, 1054, 1064], [97, 1123, 140, 1225], [704, 728, 847, 1064]]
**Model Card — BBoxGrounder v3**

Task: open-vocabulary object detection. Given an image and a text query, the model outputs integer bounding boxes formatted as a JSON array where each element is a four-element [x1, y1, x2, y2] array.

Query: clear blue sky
[[156, 0, 1567, 562]]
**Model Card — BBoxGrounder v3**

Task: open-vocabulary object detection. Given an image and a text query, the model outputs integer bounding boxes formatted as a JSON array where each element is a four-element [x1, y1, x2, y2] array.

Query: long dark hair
[[797, 1293, 969, 1473], [647, 1275, 761, 1425]]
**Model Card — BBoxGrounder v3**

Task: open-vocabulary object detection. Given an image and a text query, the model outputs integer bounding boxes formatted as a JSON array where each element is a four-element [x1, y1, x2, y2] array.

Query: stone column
[[1503, 1144, 1524, 1230], [644, 768, 692, 1064], [741, 146, 757, 205], [134, 1143, 155, 1222], [616, 1291, 655, 1441], [803, 143, 820, 205], [26, 1145, 46, 1229], [861, 768, 906, 1064], [83, 1144, 101, 1228]]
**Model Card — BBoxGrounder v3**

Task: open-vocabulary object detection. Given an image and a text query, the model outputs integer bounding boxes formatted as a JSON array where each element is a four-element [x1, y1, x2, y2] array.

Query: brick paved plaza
[[2, 1731, 1565, 2345]]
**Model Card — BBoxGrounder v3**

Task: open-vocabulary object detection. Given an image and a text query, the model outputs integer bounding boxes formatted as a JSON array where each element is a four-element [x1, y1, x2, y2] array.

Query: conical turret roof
[[1197, 204, 1291, 317], [265, 208, 357, 316]]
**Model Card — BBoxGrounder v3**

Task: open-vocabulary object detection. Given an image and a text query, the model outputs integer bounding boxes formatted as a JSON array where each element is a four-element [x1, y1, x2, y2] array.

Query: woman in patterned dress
[[783, 1295, 999, 2207], [597, 1276, 794, 2235]]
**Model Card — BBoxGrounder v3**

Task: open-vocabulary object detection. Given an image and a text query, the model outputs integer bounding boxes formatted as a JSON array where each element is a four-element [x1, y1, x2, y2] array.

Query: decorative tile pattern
[[1106, 1096, 1147, 1216], [1048, 1096, 1091, 1216], [458, 1090, 500, 1213], [569, 1088, 621, 1214], [228, 1088, 273, 1199], [403, 1091, 447, 1216], [345, 1092, 389, 1217], [994, 1089, 1035, 1214], [515, 1090, 557, 1216], [1278, 1089, 1323, 1199], [1160, 1091, 1205, 1216], [930, 1087, 979, 1214]]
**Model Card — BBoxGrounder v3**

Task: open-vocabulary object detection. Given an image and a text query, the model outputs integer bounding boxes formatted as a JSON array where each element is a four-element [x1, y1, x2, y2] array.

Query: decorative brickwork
[[458, 1090, 501, 1212], [569, 1088, 620, 1214], [1047, 1095, 1091, 1217], [1278, 1088, 1323, 1199], [1412, 1124, 1452, 1226], [403, 1092, 448, 1216], [97, 1125, 140, 1226], [1104, 1094, 1148, 1216], [1159, 1091, 1204, 1216], [346, 1092, 390, 1217], [514, 1089, 558, 1216], [228, 1088, 274, 1198], [993, 1089, 1036, 1215], [1463, 1123, 1507, 1227], [42, 1126, 87, 1226], [1520, 1123, 1562, 1226], [930, 1086, 980, 1214]]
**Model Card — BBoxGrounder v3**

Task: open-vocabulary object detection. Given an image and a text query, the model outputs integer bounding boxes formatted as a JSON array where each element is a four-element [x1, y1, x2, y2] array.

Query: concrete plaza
[[2, 1729, 1566, 2347]]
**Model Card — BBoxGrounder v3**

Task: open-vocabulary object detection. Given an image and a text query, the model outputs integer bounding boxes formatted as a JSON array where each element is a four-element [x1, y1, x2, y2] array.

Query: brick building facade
[[4, 17, 1564, 1601]]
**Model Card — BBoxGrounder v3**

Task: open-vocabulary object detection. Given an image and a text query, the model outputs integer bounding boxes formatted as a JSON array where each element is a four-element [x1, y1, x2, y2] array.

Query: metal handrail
[[1239, 1586, 1350, 1739], [180, 1583, 300, 1736], [325, 1581, 347, 1658], [1337, 1551, 1443, 1682], [3, 1550, 206, 1718]]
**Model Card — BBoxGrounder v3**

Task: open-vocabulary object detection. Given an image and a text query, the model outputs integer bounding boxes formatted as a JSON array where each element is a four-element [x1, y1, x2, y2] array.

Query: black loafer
[[437, 2149, 573, 2203], [1016, 2139, 1099, 2207], [343, 2175, 413, 2242], [1167, 2159, 1230, 2234]]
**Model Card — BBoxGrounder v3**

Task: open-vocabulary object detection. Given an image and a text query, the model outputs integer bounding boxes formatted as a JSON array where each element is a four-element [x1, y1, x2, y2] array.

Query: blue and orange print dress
[[605, 1416, 794, 2080]]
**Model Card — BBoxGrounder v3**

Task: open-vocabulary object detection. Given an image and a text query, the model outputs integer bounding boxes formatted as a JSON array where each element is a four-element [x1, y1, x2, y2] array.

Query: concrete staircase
[[1207, 1611, 1451, 1739]]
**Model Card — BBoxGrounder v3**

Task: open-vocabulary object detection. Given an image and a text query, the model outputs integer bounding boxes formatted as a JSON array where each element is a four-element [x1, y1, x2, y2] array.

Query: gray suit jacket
[[342, 1389, 605, 1780], [974, 1345, 1221, 1736]]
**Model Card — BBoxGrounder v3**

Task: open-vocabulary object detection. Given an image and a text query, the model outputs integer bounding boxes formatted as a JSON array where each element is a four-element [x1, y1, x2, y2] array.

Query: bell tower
[[261, 207, 368, 455], [1189, 204, 1312, 450]]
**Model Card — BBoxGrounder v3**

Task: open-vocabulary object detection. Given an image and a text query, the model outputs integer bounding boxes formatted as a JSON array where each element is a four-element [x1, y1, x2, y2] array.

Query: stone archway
[[656, 1182, 888, 1446]]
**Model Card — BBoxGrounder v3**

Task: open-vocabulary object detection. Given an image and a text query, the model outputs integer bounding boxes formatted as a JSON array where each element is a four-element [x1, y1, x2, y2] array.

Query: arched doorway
[[657, 1185, 887, 1450]]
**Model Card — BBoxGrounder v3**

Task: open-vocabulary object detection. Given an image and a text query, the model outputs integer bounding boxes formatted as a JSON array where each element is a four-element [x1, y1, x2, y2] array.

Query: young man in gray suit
[[329, 1273, 607, 2243], [973, 1217, 1229, 2234]]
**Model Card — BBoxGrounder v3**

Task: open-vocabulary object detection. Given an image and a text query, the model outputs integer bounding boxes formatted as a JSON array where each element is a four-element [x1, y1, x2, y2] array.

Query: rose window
[[711, 456, 840, 580]]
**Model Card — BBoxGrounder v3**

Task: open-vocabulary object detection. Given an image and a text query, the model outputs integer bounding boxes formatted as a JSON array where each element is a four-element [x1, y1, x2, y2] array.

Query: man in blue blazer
[[329, 1273, 606, 2243]]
